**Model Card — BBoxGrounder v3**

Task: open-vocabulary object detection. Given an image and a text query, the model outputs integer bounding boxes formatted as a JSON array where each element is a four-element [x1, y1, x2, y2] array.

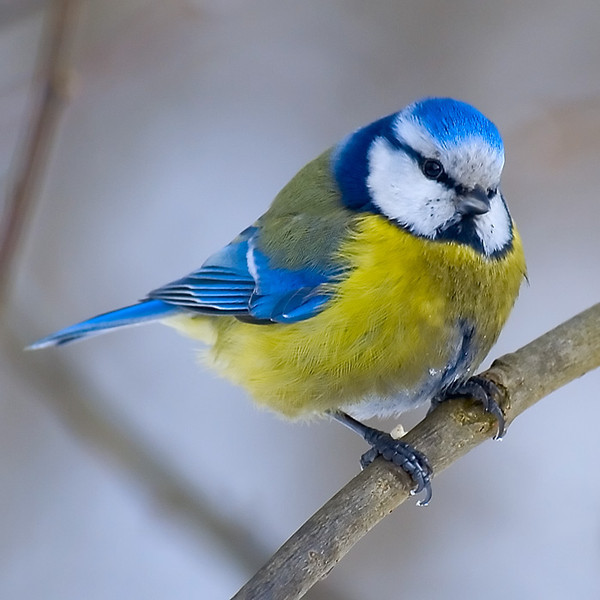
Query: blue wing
[[29, 224, 343, 348], [148, 226, 340, 323]]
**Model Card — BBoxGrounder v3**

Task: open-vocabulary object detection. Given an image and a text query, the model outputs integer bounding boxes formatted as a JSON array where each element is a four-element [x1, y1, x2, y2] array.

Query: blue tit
[[30, 98, 526, 503]]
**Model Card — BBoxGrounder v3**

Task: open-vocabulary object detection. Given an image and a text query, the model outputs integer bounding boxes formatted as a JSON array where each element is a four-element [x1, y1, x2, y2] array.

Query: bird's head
[[333, 98, 512, 258]]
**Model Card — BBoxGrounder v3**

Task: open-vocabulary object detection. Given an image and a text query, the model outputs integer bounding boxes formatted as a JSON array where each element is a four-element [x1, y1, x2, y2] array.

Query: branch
[[0, 0, 79, 304], [232, 302, 600, 600]]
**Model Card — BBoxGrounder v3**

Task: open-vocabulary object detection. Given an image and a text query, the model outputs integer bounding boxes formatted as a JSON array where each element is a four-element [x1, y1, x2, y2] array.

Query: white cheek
[[366, 139, 455, 238], [474, 194, 512, 255]]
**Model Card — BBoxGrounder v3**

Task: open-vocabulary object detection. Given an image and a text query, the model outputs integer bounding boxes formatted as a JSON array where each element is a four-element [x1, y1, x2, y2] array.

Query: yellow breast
[[170, 214, 525, 418]]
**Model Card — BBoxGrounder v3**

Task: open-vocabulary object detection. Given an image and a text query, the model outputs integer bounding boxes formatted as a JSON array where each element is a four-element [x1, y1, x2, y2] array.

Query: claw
[[364, 430, 433, 505], [359, 447, 379, 470], [329, 411, 434, 505], [416, 485, 432, 507], [441, 376, 506, 439]]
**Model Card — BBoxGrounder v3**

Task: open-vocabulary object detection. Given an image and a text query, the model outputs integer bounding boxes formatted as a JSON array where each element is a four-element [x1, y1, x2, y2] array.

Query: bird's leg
[[328, 410, 433, 506], [432, 375, 506, 440]]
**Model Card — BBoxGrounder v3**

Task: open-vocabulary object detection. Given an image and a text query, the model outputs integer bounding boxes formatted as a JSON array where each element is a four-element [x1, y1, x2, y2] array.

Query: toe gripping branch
[[330, 376, 505, 507], [329, 411, 433, 506], [438, 375, 506, 440]]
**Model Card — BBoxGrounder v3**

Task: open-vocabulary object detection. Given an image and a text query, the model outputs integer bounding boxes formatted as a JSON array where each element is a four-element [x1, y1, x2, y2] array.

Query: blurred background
[[1, 0, 600, 598]]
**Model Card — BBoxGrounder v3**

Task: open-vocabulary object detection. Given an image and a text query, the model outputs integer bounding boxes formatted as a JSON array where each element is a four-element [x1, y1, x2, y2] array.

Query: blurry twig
[[5, 319, 268, 571], [0, 0, 79, 305], [2, 4, 349, 598], [6, 321, 347, 600], [232, 303, 600, 600], [2, 4, 347, 597]]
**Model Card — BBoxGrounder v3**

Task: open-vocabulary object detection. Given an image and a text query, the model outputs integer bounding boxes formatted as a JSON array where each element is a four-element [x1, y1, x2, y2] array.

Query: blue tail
[[28, 299, 177, 349]]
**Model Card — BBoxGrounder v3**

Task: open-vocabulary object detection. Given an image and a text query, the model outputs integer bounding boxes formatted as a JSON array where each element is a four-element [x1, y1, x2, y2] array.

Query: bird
[[30, 98, 526, 504]]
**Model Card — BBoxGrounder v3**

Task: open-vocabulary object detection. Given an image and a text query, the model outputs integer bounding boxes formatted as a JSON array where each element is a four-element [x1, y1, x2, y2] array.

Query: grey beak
[[456, 186, 491, 216]]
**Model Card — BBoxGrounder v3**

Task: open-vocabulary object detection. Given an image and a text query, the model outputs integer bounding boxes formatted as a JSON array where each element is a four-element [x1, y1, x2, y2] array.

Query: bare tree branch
[[0, 0, 79, 304], [232, 302, 600, 600]]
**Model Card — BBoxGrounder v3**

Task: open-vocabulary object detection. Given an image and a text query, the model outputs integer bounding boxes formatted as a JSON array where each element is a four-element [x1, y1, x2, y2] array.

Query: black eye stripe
[[426, 163, 459, 192], [436, 170, 456, 190], [388, 138, 459, 191]]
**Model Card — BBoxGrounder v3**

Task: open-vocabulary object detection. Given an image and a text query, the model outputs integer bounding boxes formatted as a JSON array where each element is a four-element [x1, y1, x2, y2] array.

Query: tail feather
[[28, 299, 177, 349]]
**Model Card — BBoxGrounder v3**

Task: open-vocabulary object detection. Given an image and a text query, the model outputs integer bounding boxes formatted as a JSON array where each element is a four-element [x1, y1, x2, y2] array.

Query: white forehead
[[393, 116, 505, 189]]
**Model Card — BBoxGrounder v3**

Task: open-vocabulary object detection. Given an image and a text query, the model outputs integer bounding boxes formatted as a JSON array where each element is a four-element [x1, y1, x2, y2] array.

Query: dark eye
[[421, 159, 444, 180], [487, 188, 497, 199]]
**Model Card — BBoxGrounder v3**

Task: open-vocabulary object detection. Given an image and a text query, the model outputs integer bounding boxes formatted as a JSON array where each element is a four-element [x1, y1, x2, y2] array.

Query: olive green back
[[257, 150, 356, 271]]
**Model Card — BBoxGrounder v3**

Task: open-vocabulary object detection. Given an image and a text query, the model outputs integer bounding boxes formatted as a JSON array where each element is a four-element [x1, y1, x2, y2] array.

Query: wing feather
[[146, 223, 343, 323]]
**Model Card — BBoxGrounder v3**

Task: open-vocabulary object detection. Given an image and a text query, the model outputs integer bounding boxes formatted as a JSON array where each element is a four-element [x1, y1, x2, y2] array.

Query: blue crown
[[404, 97, 503, 151]]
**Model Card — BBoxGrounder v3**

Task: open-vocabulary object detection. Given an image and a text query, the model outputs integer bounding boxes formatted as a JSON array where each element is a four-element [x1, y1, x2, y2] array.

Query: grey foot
[[329, 411, 433, 506], [436, 375, 506, 440], [360, 429, 433, 506]]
